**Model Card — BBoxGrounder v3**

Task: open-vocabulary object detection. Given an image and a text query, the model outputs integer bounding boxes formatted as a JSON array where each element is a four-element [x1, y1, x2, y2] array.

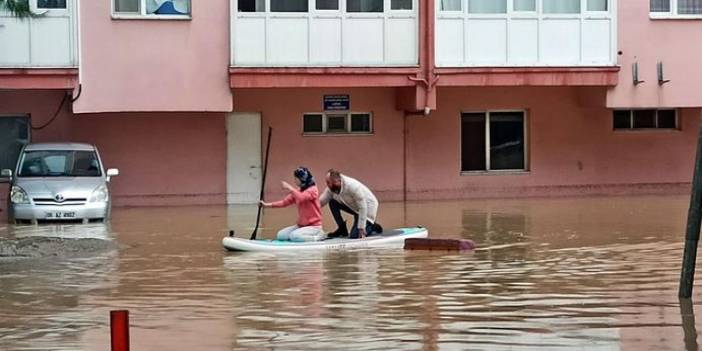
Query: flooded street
[[1, 195, 701, 350]]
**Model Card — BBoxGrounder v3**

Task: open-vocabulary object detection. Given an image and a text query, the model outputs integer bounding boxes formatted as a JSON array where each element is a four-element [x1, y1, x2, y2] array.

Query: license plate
[[45, 212, 76, 219]]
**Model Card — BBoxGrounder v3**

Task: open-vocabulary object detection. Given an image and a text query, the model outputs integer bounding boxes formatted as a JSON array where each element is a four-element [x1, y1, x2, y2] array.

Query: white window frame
[[111, 0, 192, 20], [438, 0, 610, 16], [612, 109, 679, 131], [460, 110, 529, 174], [650, 0, 702, 19], [436, 0, 615, 66], [302, 111, 374, 135]]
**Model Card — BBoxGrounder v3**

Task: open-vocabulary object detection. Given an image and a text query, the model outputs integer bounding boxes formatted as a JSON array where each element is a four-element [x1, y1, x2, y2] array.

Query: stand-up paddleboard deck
[[223, 227, 428, 252]]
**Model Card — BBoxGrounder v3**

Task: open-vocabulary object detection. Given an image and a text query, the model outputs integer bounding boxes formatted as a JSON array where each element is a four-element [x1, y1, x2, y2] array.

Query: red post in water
[[110, 310, 130, 351]]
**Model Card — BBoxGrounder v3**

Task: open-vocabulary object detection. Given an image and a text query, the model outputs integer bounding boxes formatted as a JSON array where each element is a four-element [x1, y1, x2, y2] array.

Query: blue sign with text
[[324, 95, 350, 111]]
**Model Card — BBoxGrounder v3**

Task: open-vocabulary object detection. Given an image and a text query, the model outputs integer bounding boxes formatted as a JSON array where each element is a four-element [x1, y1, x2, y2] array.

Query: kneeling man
[[320, 169, 383, 239]]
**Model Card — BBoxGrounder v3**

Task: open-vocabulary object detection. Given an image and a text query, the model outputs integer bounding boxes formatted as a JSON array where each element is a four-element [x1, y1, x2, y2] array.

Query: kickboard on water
[[222, 227, 428, 252]]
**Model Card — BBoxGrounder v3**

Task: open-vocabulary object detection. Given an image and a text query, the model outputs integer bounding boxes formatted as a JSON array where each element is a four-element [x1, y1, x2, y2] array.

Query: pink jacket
[[271, 185, 323, 227]]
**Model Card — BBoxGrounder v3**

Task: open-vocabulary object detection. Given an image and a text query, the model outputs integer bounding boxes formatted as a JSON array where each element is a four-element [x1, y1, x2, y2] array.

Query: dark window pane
[[633, 110, 656, 128], [679, 0, 702, 14], [0, 117, 30, 178], [317, 0, 339, 10], [327, 115, 347, 133], [347, 0, 383, 12], [114, 0, 139, 12], [238, 0, 265, 12], [303, 114, 323, 133], [613, 110, 631, 129], [651, 0, 671, 12], [351, 114, 371, 132], [391, 0, 412, 10], [657, 109, 677, 129], [38, 0, 67, 9], [461, 113, 486, 171], [490, 112, 525, 170], [271, 0, 308, 12]]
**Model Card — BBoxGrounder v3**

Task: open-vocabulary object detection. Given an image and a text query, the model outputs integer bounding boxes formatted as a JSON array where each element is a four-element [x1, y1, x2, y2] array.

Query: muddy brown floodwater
[[1, 195, 701, 350]]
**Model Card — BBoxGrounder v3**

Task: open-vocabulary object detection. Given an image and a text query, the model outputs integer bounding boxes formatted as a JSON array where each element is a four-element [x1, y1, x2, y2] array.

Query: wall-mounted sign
[[323, 95, 350, 111]]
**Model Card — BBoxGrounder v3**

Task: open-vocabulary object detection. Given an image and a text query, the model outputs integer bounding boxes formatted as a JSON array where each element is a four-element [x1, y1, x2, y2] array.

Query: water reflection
[[5, 223, 112, 240], [681, 298, 699, 351], [1, 195, 702, 350]]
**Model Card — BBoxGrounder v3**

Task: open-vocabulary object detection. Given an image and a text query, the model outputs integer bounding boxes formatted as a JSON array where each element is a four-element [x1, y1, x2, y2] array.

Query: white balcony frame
[[436, 0, 617, 67], [0, 0, 78, 67], [230, 0, 419, 67]]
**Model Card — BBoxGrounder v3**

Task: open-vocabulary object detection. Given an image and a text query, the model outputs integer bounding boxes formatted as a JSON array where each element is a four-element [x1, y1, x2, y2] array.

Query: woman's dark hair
[[294, 167, 316, 191]]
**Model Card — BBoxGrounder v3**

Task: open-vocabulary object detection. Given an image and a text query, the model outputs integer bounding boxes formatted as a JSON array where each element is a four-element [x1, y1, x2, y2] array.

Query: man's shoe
[[372, 222, 383, 234], [327, 224, 348, 238]]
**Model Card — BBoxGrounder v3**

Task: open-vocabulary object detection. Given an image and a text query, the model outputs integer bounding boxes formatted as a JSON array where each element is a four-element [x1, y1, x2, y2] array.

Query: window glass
[[19, 151, 101, 177], [461, 113, 487, 171], [351, 114, 371, 132], [440, 0, 461, 11], [514, 0, 536, 11], [469, 0, 506, 13], [327, 115, 348, 133], [115, 0, 139, 13], [347, 0, 383, 12], [587, 0, 608, 11], [650, 0, 671, 12], [613, 110, 631, 129], [489, 112, 525, 170], [391, 0, 412, 10], [657, 110, 677, 128], [38, 0, 67, 9], [633, 110, 656, 128], [543, 0, 580, 13], [145, 0, 190, 15], [271, 0, 308, 12], [679, 0, 702, 14], [316, 0, 339, 10], [239, 0, 266, 12], [303, 114, 324, 133]]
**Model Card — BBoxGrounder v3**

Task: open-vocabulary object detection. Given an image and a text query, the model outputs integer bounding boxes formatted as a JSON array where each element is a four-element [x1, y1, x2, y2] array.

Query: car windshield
[[18, 150, 102, 177]]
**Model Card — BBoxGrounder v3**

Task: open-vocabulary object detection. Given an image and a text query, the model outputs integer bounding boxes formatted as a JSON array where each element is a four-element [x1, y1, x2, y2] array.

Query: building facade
[[1, 0, 700, 220]]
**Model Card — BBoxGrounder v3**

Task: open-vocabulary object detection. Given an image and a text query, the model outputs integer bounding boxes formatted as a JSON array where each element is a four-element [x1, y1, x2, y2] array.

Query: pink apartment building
[[0, 0, 700, 218]]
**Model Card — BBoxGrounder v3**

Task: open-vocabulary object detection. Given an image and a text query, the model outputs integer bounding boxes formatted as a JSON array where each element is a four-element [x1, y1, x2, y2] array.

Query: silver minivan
[[2, 143, 119, 224]]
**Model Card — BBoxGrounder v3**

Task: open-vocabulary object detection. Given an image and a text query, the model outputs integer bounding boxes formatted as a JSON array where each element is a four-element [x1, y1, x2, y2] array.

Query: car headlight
[[10, 186, 30, 204], [89, 185, 109, 203]]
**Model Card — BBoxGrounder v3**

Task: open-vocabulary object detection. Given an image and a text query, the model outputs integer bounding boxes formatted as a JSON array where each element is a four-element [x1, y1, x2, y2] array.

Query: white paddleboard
[[222, 227, 428, 252]]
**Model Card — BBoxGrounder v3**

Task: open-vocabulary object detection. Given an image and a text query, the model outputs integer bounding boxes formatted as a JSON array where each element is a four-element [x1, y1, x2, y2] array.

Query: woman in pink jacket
[[260, 167, 325, 242]]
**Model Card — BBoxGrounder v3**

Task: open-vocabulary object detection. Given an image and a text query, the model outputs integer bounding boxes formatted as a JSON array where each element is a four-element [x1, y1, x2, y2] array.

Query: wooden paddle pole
[[680, 117, 702, 298], [250, 127, 272, 240]]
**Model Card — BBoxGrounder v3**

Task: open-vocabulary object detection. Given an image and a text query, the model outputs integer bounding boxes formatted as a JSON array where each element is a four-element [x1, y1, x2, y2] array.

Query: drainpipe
[[73, 0, 82, 103], [408, 0, 438, 115]]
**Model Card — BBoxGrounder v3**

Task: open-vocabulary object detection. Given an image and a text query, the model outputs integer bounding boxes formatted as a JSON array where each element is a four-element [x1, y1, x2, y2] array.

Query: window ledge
[[461, 170, 530, 176], [650, 14, 702, 20], [111, 14, 192, 20]]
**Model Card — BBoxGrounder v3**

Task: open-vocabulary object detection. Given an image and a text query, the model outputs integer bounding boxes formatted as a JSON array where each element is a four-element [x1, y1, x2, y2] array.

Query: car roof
[[24, 143, 96, 152]]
